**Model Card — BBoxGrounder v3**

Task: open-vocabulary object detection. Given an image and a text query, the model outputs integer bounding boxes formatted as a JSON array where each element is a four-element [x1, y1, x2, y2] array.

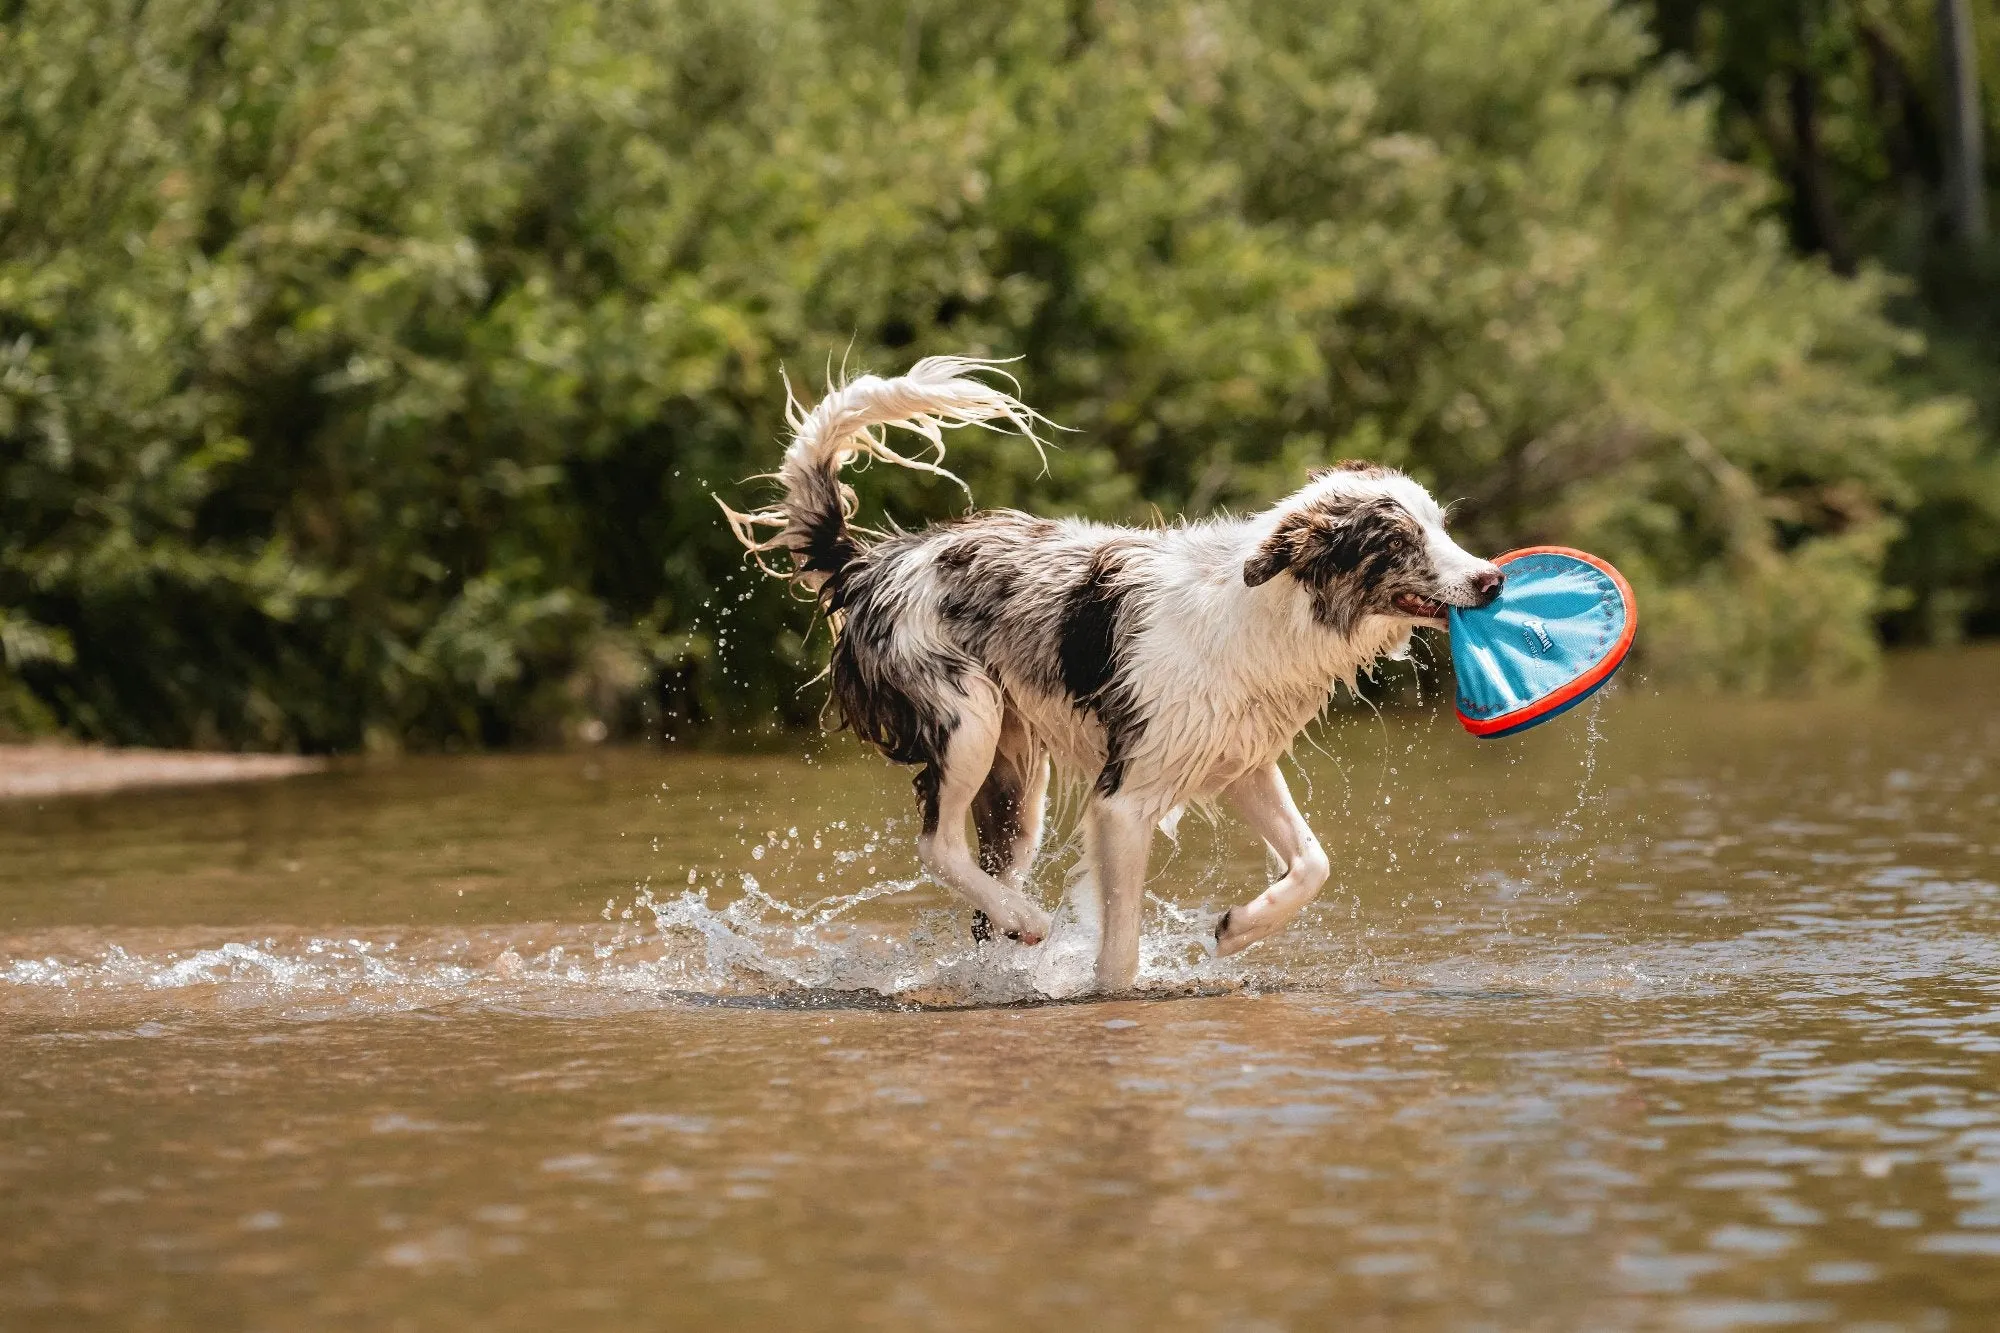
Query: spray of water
[[2, 830, 1259, 1018]]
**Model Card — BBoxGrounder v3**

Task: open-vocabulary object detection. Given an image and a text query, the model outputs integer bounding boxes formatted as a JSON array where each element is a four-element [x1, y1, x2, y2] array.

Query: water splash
[[0, 869, 1259, 1020], [623, 871, 1246, 1004], [1534, 691, 1611, 899]]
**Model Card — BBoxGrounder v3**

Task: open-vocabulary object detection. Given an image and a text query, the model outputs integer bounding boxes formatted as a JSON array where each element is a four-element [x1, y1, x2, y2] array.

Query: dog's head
[[1242, 461, 1502, 634]]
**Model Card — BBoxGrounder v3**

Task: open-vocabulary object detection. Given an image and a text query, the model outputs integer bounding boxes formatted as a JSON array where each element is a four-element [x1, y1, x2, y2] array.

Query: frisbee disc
[[1448, 547, 1636, 739]]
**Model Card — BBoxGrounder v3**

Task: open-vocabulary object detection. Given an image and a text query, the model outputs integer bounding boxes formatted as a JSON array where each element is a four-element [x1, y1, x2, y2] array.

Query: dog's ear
[[1244, 517, 1301, 586]]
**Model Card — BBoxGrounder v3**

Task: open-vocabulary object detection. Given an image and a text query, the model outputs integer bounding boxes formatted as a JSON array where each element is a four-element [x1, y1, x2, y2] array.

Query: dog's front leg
[[1087, 795, 1153, 992], [1212, 763, 1330, 957]]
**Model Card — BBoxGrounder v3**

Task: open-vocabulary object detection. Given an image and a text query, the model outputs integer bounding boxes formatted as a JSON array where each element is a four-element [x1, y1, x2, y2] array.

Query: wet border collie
[[723, 357, 1502, 992]]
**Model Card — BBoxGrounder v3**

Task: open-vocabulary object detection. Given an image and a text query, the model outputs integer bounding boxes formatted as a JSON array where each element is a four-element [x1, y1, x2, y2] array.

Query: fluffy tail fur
[[721, 357, 1051, 592]]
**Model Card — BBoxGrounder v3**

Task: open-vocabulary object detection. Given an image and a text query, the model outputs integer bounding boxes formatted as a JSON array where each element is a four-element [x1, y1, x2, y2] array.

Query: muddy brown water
[[4, 648, 1999, 1330]]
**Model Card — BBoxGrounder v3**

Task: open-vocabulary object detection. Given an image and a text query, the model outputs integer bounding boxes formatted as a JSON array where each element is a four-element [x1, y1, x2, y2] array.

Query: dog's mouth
[[1391, 592, 1447, 620]]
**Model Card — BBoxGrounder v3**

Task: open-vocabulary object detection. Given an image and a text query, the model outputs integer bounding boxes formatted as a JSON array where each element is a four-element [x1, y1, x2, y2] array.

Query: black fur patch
[[911, 761, 945, 836], [1058, 546, 1126, 704], [1058, 545, 1144, 795], [971, 760, 1026, 878], [794, 482, 862, 586]]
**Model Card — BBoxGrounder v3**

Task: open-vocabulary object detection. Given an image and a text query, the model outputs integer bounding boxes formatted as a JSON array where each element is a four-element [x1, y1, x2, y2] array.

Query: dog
[[723, 356, 1503, 992]]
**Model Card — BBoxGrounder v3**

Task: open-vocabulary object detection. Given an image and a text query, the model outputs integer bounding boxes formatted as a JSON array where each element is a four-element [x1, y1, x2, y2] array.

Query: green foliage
[[1641, 0, 2000, 642], [0, 0, 1975, 749]]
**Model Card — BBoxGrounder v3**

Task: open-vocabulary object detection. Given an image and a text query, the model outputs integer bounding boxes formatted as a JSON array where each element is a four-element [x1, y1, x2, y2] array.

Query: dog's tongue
[[1447, 548, 1635, 739]]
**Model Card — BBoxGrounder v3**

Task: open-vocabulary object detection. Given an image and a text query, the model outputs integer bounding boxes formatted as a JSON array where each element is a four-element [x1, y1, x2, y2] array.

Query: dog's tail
[[720, 356, 1052, 594]]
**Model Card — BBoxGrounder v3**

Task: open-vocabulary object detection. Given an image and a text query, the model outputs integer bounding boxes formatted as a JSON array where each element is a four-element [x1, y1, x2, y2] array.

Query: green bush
[[0, 0, 1975, 749], [1637, 0, 2000, 644]]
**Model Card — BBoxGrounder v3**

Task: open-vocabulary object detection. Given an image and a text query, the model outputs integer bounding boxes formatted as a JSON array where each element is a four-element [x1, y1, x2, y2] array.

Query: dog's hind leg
[[968, 708, 1050, 943], [1211, 763, 1330, 958], [972, 706, 1048, 890], [1086, 793, 1154, 992], [918, 680, 1054, 946]]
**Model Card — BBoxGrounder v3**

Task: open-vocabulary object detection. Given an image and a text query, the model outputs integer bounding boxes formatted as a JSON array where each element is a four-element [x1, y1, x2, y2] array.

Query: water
[[4, 648, 1999, 1329]]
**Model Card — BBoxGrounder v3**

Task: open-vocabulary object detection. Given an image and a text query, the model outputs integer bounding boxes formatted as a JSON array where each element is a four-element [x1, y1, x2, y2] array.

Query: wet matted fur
[[722, 356, 1502, 992]]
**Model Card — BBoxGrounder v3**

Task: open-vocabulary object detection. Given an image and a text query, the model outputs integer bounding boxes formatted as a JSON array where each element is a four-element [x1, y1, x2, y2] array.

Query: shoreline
[[0, 745, 325, 801]]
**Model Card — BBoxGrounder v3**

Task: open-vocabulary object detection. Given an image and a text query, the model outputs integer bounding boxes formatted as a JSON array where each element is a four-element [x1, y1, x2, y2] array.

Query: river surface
[[4, 648, 1999, 1330]]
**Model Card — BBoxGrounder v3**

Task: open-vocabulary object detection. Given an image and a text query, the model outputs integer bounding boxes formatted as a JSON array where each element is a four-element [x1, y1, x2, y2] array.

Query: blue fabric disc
[[1447, 548, 1636, 739]]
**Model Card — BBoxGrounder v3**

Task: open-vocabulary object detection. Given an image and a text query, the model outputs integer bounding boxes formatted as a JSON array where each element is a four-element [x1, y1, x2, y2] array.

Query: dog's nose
[[1471, 568, 1505, 602]]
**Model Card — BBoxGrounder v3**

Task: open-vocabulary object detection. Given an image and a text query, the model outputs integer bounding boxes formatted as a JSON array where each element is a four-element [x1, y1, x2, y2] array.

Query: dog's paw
[[1211, 905, 1276, 959], [971, 907, 1050, 948], [1009, 907, 1052, 947]]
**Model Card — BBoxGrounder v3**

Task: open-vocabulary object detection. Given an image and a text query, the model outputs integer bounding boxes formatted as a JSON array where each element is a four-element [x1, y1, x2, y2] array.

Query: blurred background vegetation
[[0, 0, 1994, 752]]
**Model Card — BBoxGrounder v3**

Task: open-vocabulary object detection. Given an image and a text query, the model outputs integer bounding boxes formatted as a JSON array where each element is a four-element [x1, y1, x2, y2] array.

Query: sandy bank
[[0, 745, 325, 800]]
